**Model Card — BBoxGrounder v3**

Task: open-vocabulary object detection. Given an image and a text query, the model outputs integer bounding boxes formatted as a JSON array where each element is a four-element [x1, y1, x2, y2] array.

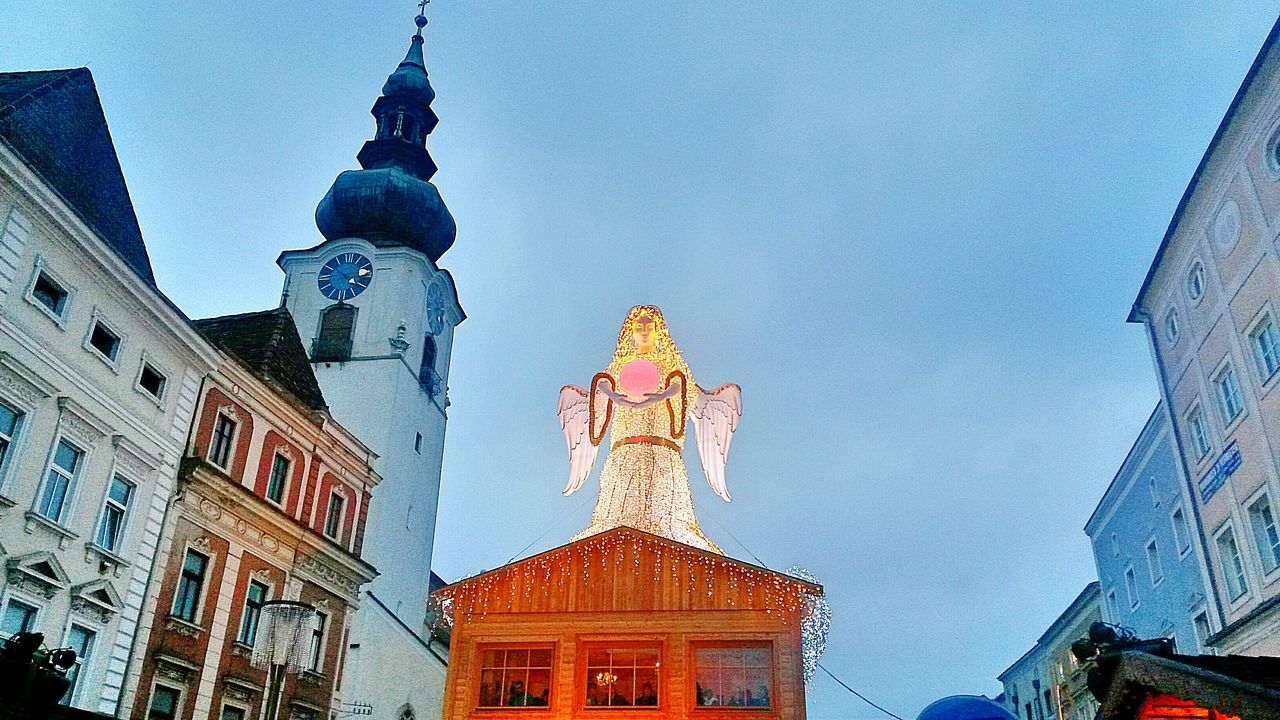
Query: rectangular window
[[1216, 366, 1244, 423], [1146, 540, 1163, 584], [88, 320, 121, 362], [0, 597, 38, 637], [414, 431, 422, 454], [1188, 407, 1212, 459], [95, 475, 134, 552], [237, 580, 267, 645], [1216, 526, 1249, 601], [585, 646, 660, 707], [478, 647, 554, 708], [309, 610, 327, 672], [1248, 494, 1280, 574], [266, 454, 289, 504], [694, 644, 773, 708], [138, 363, 167, 400], [60, 624, 95, 705], [1254, 318, 1280, 379], [208, 414, 236, 469], [0, 401, 22, 477], [1172, 506, 1192, 556], [324, 492, 345, 540], [1193, 611, 1212, 653], [172, 548, 208, 622], [31, 270, 69, 318], [38, 439, 82, 523], [1124, 567, 1139, 608], [1106, 589, 1119, 619], [147, 685, 181, 720], [220, 706, 246, 720]]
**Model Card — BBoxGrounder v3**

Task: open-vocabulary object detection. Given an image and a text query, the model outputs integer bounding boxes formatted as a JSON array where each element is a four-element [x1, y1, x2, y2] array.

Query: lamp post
[[251, 600, 316, 720]]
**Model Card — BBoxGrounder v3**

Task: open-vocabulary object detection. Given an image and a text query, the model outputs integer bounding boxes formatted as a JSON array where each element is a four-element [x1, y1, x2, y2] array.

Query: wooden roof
[[433, 526, 821, 622]]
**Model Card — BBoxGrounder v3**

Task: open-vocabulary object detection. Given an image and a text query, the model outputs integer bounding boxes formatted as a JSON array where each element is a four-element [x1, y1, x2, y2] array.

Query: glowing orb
[[619, 359, 660, 399]]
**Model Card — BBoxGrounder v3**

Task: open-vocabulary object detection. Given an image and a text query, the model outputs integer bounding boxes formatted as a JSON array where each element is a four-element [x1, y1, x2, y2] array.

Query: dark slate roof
[[1095, 649, 1280, 719], [192, 308, 328, 413], [1173, 653, 1280, 692], [0, 68, 156, 286]]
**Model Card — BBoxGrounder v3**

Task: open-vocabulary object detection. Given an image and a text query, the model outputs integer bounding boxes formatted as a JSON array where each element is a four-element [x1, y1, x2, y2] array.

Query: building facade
[[434, 527, 820, 720], [1084, 404, 1220, 654], [1128, 17, 1280, 654], [120, 308, 378, 720], [275, 15, 462, 719], [0, 68, 217, 714], [999, 584, 1102, 720]]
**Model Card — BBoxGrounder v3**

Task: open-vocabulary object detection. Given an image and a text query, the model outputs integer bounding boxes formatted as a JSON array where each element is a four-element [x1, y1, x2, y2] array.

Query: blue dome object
[[316, 166, 456, 261], [917, 696, 1016, 720], [382, 34, 435, 103]]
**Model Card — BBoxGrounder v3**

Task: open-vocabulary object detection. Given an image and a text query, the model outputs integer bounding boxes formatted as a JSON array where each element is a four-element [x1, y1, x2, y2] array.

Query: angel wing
[[692, 383, 742, 502], [558, 385, 601, 496]]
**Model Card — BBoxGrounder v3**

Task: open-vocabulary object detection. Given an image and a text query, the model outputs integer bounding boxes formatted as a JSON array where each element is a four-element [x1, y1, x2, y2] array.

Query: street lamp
[[251, 600, 316, 720]]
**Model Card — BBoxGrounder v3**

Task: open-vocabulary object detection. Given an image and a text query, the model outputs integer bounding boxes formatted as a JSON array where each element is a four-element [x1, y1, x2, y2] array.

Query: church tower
[[277, 12, 462, 632]]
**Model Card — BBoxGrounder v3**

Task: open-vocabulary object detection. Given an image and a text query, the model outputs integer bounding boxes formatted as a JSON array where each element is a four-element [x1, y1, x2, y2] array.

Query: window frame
[[323, 489, 347, 542], [236, 578, 270, 647], [1212, 360, 1246, 428], [59, 621, 97, 707], [93, 473, 136, 554], [83, 307, 126, 371], [145, 681, 184, 720], [475, 642, 557, 710], [1192, 609, 1214, 654], [1145, 538, 1164, 586], [688, 640, 776, 711], [1186, 402, 1213, 462], [1246, 490, 1280, 577], [1164, 308, 1180, 344], [1106, 589, 1119, 620], [134, 353, 170, 405], [265, 452, 290, 506], [1210, 197, 1242, 255], [1214, 521, 1250, 604], [581, 641, 663, 709], [171, 546, 211, 624], [35, 436, 85, 525], [1186, 261, 1206, 303], [0, 590, 44, 639], [0, 397, 28, 494], [1123, 565, 1140, 610], [1171, 504, 1193, 559], [23, 255, 74, 326], [308, 609, 329, 673], [207, 410, 239, 471]]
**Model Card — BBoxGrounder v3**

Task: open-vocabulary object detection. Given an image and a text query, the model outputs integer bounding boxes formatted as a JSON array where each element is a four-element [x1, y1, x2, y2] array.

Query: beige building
[[1129, 17, 1280, 654], [998, 583, 1102, 720], [0, 68, 216, 713]]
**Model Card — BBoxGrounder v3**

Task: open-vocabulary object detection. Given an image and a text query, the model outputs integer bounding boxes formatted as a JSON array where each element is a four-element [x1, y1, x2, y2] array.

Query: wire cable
[[504, 493, 594, 564], [817, 663, 905, 720]]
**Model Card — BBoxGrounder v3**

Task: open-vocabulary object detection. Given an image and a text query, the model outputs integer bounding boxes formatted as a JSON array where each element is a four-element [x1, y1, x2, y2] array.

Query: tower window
[[313, 304, 356, 362], [419, 335, 438, 395], [414, 432, 422, 454]]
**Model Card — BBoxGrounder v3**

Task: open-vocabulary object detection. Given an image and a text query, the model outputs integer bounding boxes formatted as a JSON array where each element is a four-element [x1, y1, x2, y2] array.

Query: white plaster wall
[[342, 592, 448, 720]]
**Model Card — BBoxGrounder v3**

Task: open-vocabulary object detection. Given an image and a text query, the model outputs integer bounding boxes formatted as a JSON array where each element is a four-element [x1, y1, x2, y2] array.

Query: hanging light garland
[[785, 566, 831, 685], [430, 529, 821, 626]]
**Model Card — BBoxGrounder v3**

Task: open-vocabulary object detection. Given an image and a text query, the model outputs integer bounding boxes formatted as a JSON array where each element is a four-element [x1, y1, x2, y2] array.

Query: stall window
[[693, 644, 773, 708], [477, 646, 554, 708]]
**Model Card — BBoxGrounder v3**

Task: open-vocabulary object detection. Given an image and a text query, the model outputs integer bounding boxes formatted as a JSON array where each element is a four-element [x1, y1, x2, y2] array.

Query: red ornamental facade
[[121, 309, 378, 720]]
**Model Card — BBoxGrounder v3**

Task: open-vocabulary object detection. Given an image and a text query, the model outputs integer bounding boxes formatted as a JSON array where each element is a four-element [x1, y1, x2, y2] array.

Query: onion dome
[[316, 13, 456, 261]]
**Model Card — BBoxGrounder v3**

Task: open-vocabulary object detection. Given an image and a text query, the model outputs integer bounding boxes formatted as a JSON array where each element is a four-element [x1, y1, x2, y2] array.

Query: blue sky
[[4, 2, 1278, 716]]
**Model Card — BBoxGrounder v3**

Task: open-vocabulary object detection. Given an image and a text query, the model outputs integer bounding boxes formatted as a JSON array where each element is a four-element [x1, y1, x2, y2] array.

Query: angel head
[[609, 305, 689, 378]]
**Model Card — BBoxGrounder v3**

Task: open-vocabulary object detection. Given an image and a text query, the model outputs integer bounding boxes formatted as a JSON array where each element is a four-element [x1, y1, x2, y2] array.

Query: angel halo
[[558, 305, 742, 553]]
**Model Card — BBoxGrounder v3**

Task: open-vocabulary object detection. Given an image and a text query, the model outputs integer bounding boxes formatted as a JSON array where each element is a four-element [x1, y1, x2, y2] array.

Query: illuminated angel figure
[[558, 305, 742, 553]]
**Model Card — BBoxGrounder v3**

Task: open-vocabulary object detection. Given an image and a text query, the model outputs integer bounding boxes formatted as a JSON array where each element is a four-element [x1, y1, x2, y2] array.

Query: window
[[0, 597, 38, 637], [0, 401, 23, 478], [138, 363, 167, 400], [1172, 506, 1192, 556], [1193, 611, 1213, 653], [88, 319, 121, 362], [1044, 690, 1054, 717], [30, 269, 69, 318], [1106, 589, 1119, 619], [1149, 477, 1161, 507], [237, 580, 267, 645], [1211, 199, 1241, 253], [1188, 406, 1212, 459], [313, 304, 356, 362], [1165, 309, 1180, 343], [1253, 318, 1280, 381], [1187, 263, 1205, 301], [1146, 540, 1163, 584], [585, 646, 659, 707], [220, 706, 246, 720], [95, 475, 134, 552], [420, 335, 437, 385], [38, 439, 82, 523], [1249, 494, 1280, 574], [1216, 525, 1249, 601], [694, 644, 772, 708], [477, 647, 553, 708], [1215, 365, 1244, 424], [309, 610, 327, 672], [1110, 533, 1120, 557], [266, 453, 289, 504], [172, 548, 208, 622], [1124, 567, 1139, 608], [324, 492, 345, 540], [414, 432, 422, 454], [147, 685, 181, 720], [61, 624, 95, 705], [208, 413, 236, 469]]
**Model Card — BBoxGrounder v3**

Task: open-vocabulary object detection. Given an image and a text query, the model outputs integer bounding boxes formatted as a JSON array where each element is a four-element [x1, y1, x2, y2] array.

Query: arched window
[[419, 335, 437, 394], [313, 304, 356, 362]]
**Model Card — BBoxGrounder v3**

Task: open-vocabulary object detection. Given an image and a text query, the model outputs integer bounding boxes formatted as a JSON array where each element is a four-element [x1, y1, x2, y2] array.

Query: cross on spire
[[414, 0, 430, 36]]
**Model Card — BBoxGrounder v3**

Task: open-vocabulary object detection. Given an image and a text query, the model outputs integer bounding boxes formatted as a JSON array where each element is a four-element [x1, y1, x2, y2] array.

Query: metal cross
[[418, 0, 430, 15]]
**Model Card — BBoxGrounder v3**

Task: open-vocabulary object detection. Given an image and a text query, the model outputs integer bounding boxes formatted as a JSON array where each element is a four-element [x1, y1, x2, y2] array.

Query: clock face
[[318, 253, 373, 301]]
